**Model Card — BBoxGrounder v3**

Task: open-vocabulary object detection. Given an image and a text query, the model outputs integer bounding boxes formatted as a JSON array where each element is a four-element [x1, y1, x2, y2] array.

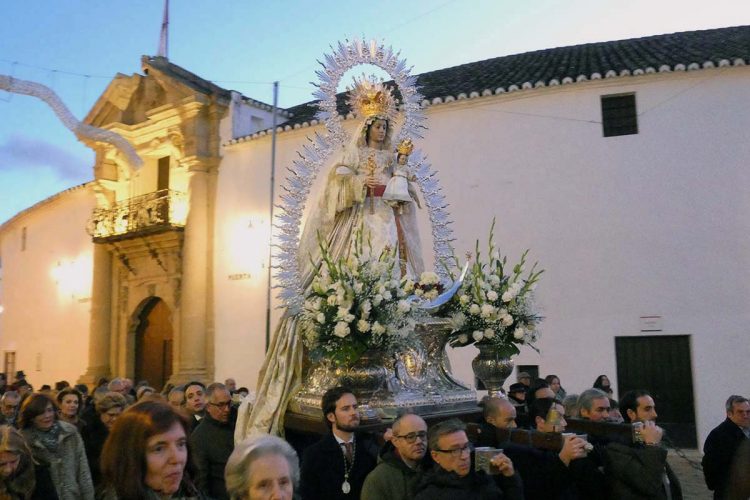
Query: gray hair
[[427, 418, 466, 452], [107, 378, 124, 391], [562, 393, 580, 417], [225, 435, 299, 499], [1, 391, 19, 403], [206, 382, 228, 399], [726, 395, 749, 412], [578, 388, 609, 413]]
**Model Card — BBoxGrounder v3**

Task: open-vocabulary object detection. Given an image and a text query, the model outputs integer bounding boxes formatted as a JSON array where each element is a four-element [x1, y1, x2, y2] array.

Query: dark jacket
[[702, 418, 748, 499], [604, 442, 683, 500], [413, 463, 523, 500], [360, 442, 425, 500], [299, 431, 378, 500], [81, 417, 108, 490], [189, 413, 235, 500]]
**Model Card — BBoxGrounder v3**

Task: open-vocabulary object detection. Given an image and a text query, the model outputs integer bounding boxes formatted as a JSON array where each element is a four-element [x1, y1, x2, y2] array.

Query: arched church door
[[134, 298, 173, 391]]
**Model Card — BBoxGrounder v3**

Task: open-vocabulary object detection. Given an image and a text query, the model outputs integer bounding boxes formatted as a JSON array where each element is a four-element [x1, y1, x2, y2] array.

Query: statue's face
[[367, 119, 387, 144]]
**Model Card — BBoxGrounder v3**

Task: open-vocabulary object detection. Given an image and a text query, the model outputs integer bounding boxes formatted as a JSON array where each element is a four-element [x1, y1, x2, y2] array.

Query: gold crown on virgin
[[396, 138, 414, 155], [347, 74, 397, 120]]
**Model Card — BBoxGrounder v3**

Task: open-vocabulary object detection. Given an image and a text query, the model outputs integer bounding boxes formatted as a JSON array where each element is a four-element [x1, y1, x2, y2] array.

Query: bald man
[[362, 413, 428, 500]]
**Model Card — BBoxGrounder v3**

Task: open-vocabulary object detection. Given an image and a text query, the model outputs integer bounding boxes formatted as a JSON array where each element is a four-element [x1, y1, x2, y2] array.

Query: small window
[[4, 352, 15, 382], [601, 93, 638, 137]]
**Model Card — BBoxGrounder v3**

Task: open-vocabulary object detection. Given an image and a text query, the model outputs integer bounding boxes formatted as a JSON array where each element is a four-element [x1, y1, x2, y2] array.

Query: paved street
[[668, 448, 711, 499]]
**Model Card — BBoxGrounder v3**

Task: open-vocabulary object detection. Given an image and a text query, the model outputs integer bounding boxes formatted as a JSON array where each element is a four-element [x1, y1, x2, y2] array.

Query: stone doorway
[[134, 297, 174, 391]]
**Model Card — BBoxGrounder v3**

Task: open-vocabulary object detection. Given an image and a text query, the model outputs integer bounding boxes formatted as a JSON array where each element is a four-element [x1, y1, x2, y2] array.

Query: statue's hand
[[336, 166, 354, 176], [365, 176, 379, 188]]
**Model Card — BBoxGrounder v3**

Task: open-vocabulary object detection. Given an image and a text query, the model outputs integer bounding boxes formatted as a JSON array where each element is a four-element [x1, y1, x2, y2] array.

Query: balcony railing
[[87, 189, 188, 242]]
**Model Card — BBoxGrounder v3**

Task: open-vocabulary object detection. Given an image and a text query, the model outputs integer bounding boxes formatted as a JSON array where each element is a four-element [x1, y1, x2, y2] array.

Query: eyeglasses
[[433, 443, 473, 457], [394, 431, 427, 444], [208, 401, 232, 409]]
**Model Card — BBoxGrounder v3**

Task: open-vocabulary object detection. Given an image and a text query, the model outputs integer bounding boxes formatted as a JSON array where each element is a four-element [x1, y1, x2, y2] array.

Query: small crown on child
[[396, 139, 414, 156]]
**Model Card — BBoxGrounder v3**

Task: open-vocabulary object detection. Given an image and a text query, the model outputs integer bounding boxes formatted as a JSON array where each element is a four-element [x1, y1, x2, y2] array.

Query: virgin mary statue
[[237, 77, 425, 438]]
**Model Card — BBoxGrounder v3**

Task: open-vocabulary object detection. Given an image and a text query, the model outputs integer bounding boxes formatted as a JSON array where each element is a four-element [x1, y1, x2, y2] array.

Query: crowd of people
[[0, 368, 746, 499]]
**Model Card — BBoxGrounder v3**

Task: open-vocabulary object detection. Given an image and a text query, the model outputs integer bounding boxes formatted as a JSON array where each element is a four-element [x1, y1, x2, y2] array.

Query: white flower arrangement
[[301, 231, 421, 366], [443, 218, 544, 357]]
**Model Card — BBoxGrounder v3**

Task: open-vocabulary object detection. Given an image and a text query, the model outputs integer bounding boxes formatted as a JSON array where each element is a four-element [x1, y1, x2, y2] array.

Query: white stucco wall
[[217, 65, 750, 447], [0, 184, 95, 387]]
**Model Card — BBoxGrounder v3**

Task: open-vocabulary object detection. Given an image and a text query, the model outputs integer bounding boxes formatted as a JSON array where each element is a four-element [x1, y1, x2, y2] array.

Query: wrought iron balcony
[[87, 189, 188, 243]]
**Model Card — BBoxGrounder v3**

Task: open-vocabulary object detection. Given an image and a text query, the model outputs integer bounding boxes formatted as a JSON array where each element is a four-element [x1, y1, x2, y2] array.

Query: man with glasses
[[190, 382, 235, 500], [362, 412, 428, 499], [0, 391, 20, 426], [415, 418, 522, 499]]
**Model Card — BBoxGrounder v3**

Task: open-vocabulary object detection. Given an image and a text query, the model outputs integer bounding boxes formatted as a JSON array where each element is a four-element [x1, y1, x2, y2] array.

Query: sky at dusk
[[1, 0, 749, 223]]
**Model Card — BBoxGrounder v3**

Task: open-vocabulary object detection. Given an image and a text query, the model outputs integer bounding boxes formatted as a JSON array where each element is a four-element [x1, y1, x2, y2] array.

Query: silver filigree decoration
[[0, 74, 143, 169], [274, 38, 455, 313]]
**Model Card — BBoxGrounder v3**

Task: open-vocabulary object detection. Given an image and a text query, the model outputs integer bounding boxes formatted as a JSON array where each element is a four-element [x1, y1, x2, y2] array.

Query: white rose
[[484, 328, 495, 339], [334, 321, 350, 338], [459, 294, 470, 305], [336, 306, 350, 319], [458, 333, 469, 344], [372, 321, 386, 335], [513, 326, 525, 339], [397, 300, 411, 314], [327, 295, 338, 306], [501, 314, 514, 326], [469, 304, 481, 315], [502, 291, 513, 303], [316, 313, 326, 323], [420, 271, 439, 285], [414, 288, 424, 297], [487, 290, 498, 301], [373, 294, 383, 306], [383, 290, 393, 301], [357, 320, 371, 332], [425, 289, 439, 301], [472, 330, 484, 342]]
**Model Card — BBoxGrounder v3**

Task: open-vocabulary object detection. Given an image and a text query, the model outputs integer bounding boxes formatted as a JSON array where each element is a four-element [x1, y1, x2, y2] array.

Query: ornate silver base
[[288, 318, 478, 419]]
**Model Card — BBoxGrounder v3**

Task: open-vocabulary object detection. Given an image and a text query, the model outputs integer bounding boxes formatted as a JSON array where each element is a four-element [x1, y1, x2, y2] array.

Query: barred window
[[601, 93, 638, 137]]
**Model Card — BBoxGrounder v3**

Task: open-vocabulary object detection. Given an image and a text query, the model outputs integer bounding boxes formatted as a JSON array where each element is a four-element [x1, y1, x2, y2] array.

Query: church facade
[[1, 26, 748, 447]]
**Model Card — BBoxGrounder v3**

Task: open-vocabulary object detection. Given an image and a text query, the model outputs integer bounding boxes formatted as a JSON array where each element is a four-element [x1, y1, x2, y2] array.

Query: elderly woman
[[80, 392, 127, 489], [18, 394, 94, 500], [99, 399, 206, 499], [56, 388, 84, 432], [225, 435, 298, 500]]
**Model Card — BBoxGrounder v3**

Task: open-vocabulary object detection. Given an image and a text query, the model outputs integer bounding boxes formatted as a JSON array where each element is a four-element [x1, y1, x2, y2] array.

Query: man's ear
[[326, 412, 336, 425], [626, 409, 637, 422], [535, 415, 545, 430]]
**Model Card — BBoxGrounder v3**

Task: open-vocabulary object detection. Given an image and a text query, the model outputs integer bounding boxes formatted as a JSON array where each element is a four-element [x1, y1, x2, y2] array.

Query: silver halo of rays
[[273, 38, 455, 314]]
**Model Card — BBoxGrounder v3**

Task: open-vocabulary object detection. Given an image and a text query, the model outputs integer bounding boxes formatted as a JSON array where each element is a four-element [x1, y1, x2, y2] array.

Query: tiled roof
[[228, 25, 749, 144]]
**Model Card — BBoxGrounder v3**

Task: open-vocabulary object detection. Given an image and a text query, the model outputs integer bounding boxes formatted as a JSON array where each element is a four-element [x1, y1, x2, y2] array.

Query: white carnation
[[334, 321, 350, 338], [487, 290, 498, 301], [502, 291, 513, 303], [484, 328, 495, 339], [501, 314, 514, 326], [344, 313, 356, 323], [469, 304, 481, 315], [327, 295, 338, 306], [383, 290, 393, 301], [360, 300, 372, 319], [373, 294, 383, 306], [480, 304, 495, 318], [472, 330, 484, 342], [397, 300, 411, 314], [353, 282, 363, 294], [316, 313, 326, 323], [459, 294, 470, 305], [357, 320, 371, 332], [372, 321, 386, 335]]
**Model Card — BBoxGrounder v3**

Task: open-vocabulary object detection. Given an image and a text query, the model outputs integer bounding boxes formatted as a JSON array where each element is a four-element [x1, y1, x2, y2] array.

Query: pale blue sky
[[1, 0, 748, 223]]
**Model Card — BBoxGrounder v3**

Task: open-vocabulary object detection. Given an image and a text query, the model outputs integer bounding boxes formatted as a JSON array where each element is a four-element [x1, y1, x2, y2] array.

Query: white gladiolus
[[334, 321, 350, 338], [353, 282, 363, 294], [336, 306, 350, 319], [372, 321, 386, 335], [472, 330, 484, 342], [360, 301, 372, 319], [489, 275, 501, 286]]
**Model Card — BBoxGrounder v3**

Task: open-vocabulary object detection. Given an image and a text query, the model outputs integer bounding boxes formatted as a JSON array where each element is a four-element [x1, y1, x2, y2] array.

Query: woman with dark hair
[[593, 375, 614, 396], [56, 388, 84, 432], [544, 374, 566, 402], [18, 394, 94, 499], [80, 392, 127, 489], [99, 399, 206, 499]]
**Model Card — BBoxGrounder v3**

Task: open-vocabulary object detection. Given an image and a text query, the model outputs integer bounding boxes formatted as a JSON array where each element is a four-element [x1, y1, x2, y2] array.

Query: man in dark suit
[[299, 386, 377, 499], [702, 395, 750, 499]]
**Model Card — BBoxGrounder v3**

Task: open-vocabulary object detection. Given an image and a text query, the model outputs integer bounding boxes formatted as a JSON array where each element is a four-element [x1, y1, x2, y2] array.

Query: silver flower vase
[[471, 343, 515, 397]]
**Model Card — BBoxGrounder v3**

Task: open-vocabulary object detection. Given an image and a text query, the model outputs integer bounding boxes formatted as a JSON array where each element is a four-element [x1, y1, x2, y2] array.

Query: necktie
[[342, 441, 353, 462]]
